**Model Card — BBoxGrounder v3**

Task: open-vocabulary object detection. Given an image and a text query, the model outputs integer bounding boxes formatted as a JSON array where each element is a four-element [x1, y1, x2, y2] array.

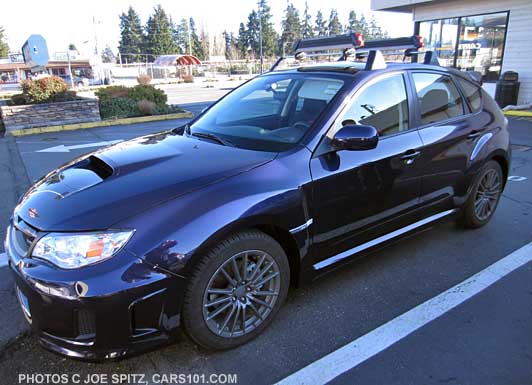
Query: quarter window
[[457, 78, 482, 112], [335, 74, 409, 138], [412, 73, 464, 125]]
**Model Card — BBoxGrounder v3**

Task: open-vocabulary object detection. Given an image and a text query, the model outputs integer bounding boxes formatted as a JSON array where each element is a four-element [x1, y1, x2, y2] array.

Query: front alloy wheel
[[183, 231, 289, 350], [202, 250, 281, 338]]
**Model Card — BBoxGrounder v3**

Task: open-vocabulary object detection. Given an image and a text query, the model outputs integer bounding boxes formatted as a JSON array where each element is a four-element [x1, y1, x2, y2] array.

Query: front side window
[[412, 73, 464, 125], [333, 73, 409, 138], [189, 74, 345, 152]]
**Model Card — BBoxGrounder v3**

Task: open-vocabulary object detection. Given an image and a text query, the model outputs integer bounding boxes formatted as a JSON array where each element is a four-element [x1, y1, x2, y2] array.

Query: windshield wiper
[[190, 131, 234, 147]]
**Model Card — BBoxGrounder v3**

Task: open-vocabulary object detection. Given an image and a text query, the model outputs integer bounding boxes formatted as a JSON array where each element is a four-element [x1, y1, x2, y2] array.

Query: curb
[[503, 110, 532, 117], [8, 111, 194, 137]]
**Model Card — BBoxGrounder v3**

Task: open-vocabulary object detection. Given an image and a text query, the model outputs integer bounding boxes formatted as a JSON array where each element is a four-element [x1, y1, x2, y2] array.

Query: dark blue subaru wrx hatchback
[[5, 36, 510, 359]]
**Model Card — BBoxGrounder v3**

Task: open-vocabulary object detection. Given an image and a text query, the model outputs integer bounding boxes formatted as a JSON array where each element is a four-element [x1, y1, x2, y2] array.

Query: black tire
[[182, 230, 289, 350], [461, 160, 503, 228]]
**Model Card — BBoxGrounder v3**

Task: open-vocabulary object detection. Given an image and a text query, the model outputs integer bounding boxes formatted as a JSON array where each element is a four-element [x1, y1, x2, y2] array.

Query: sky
[[1, 0, 414, 55]]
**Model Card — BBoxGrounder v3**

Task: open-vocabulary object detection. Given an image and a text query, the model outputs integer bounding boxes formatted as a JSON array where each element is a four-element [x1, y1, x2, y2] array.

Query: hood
[[15, 131, 275, 230]]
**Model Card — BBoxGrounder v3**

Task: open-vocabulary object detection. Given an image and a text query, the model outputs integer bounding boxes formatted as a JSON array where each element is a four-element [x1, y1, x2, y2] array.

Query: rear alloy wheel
[[461, 160, 503, 228], [183, 231, 289, 350]]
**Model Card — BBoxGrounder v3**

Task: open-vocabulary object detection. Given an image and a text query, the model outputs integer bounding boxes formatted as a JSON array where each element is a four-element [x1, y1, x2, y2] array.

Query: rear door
[[408, 71, 481, 215], [310, 72, 425, 266]]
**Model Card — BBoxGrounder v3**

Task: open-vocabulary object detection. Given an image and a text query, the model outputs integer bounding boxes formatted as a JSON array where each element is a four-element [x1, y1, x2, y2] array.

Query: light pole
[[66, 50, 74, 88], [258, 0, 263, 73]]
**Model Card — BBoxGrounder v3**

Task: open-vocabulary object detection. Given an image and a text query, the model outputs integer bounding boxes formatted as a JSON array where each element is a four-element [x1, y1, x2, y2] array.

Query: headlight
[[32, 230, 134, 269]]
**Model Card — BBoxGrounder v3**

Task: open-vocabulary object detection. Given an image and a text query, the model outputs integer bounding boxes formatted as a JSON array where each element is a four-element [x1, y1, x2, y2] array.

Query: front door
[[310, 72, 424, 268]]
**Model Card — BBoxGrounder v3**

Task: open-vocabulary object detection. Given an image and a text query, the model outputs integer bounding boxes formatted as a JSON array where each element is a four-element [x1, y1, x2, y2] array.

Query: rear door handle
[[400, 150, 421, 165], [467, 130, 482, 139]]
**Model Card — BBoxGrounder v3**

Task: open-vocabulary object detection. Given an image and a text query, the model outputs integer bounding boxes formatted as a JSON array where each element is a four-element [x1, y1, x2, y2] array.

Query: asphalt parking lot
[[0, 115, 531, 385]]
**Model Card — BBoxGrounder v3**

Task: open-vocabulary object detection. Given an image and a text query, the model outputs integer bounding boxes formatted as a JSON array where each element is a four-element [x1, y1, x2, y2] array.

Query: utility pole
[[258, 0, 263, 73], [67, 50, 74, 88], [187, 18, 193, 56]]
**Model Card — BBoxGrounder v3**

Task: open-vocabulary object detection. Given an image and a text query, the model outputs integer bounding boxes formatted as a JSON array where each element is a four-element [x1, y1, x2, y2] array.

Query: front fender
[[119, 151, 313, 277]]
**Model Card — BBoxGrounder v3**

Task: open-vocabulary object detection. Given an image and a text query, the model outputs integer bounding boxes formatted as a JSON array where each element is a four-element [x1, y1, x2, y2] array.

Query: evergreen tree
[[314, 10, 327, 37], [358, 14, 370, 38], [174, 18, 189, 54], [118, 6, 144, 63], [101, 46, 115, 63], [237, 22, 248, 58], [327, 9, 343, 36], [188, 17, 205, 59], [223, 31, 239, 60], [258, 0, 279, 57], [200, 27, 210, 60], [145, 4, 178, 60], [302, 2, 314, 39], [246, 10, 260, 57], [0, 26, 8, 58], [346, 10, 361, 34], [280, 3, 301, 55], [368, 15, 384, 40]]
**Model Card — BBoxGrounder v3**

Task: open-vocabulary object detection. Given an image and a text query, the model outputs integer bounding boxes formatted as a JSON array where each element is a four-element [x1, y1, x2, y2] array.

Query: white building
[[371, 0, 532, 104]]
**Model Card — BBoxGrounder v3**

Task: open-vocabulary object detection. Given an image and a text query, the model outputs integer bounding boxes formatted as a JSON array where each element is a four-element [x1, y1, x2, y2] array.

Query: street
[[0, 113, 530, 384]]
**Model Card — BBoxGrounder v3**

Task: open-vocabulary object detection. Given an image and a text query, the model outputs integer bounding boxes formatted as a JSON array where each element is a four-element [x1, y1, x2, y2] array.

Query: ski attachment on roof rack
[[292, 32, 364, 53]]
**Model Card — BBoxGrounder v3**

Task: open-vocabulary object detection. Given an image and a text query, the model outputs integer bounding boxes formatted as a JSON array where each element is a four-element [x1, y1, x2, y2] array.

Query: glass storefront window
[[457, 13, 508, 82], [419, 18, 459, 67], [418, 12, 508, 83]]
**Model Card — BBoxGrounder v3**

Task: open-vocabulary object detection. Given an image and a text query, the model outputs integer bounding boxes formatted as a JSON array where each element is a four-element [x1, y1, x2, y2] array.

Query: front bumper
[[6, 222, 187, 360]]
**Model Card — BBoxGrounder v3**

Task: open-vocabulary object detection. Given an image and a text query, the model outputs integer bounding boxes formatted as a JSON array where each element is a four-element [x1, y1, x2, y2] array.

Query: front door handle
[[400, 150, 421, 165], [467, 130, 482, 139]]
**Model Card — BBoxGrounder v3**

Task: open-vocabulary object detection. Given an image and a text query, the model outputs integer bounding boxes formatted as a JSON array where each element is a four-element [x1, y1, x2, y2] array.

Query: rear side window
[[412, 73, 464, 125], [457, 78, 482, 112], [334, 73, 409, 138]]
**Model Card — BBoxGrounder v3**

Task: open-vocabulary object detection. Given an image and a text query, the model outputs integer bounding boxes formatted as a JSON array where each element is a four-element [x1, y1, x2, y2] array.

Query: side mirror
[[331, 124, 379, 151]]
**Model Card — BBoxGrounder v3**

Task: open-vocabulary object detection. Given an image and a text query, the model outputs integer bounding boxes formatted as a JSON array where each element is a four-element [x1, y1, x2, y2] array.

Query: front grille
[[10, 218, 37, 257]]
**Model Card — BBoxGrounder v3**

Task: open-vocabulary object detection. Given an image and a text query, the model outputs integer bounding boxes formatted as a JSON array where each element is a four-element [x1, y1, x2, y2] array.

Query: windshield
[[188, 73, 345, 151]]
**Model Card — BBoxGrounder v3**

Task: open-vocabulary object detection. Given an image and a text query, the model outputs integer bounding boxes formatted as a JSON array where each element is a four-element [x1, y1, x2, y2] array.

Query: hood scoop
[[76, 155, 114, 179], [34, 156, 115, 200]]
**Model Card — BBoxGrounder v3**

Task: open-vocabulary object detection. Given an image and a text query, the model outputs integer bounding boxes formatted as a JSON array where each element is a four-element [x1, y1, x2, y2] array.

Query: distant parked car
[[59, 74, 89, 88]]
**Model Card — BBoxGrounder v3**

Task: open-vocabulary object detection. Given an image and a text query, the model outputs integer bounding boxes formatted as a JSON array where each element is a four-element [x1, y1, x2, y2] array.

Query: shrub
[[128, 85, 167, 106], [96, 83, 173, 119], [98, 97, 139, 119], [182, 75, 194, 83], [17, 76, 70, 104], [137, 99, 156, 115], [9, 93, 30, 105], [47, 90, 79, 103], [95, 86, 129, 101], [137, 75, 152, 85]]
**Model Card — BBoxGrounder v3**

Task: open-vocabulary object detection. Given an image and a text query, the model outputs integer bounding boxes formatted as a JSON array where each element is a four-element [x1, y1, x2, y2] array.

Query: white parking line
[[276, 242, 532, 385], [0, 252, 7, 268]]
